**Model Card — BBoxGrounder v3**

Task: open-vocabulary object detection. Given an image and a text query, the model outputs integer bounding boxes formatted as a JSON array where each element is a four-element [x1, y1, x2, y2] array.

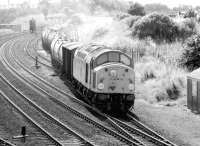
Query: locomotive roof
[[62, 42, 82, 50], [79, 44, 127, 59]]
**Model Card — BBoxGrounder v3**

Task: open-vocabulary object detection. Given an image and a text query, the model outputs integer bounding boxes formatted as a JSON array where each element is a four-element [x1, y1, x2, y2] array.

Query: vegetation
[[144, 3, 171, 14], [38, 0, 50, 19], [133, 41, 187, 103], [181, 34, 200, 71], [0, 6, 38, 24], [128, 2, 145, 16], [184, 9, 197, 18], [32, 0, 200, 104], [129, 12, 198, 43], [132, 13, 177, 42]]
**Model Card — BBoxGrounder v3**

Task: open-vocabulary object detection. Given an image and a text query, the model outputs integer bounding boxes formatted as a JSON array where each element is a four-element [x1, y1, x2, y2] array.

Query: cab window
[[108, 52, 119, 62], [96, 54, 108, 66], [120, 54, 130, 66]]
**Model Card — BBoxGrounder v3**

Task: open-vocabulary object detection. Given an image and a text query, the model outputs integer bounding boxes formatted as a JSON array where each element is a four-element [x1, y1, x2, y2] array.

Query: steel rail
[[8, 36, 142, 146], [25, 37, 52, 68], [1, 38, 96, 146], [127, 111, 178, 146], [0, 137, 16, 146], [23, 34, 178, 146]]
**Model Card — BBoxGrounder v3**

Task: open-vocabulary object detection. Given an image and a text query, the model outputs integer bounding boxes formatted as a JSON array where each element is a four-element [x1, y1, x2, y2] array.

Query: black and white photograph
[[0, 0, 200, 145]]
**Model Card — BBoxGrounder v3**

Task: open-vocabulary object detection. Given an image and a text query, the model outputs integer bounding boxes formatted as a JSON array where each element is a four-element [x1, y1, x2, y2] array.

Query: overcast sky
[[1, 0, 200, 8], [132, 0, 200, 8], [0, 0, 39, 5]]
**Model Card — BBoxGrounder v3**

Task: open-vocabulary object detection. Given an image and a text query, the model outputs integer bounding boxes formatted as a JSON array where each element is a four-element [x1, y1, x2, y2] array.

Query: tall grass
[[134, 40, 187, 104]]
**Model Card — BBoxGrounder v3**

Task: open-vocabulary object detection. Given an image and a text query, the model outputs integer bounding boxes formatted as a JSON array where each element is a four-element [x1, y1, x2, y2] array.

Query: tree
[[184, 9, 197, 18], [128, 2, 145, 16], [144, 3, 171, 14], [180, 34, 200, 71], [132, 13, 177, 42]]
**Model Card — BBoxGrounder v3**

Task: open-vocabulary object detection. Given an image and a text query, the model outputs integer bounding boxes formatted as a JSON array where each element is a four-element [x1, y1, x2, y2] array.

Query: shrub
[[184, 9, 197, 18], [135, 59, 186, 103], [132, 13, 177, 42], [128, 2, 145, 16], [180, 34, 200, 71]]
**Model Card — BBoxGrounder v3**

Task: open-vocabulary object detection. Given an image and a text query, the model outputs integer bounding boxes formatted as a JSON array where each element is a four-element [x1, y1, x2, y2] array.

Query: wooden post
[[35, 56, 39, 69], [21, 126, 26, 142], [13, 126, 28, 142]]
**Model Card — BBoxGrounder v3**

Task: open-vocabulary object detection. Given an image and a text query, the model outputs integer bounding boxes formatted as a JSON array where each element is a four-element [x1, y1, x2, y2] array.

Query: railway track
[[15, 34, 178, 146], [1, 35, 140, 145], [0, 33, 28, 146], [25, 37, 52, 68], [0, 37, 96, 146], [0, 33, 179, 145], [12, 35, 143, 145], [0, 137, 15, 146], [11, 35, 148, 146]]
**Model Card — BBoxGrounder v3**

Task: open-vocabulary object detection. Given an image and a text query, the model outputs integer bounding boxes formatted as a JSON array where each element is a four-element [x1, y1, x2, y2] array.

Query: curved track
[[1, 34, 139, 146], [12, 35, 146, 146], [21, 34, 178, 146], [0, 137, 15, 146], [0, 36, 96, 146], [25, 38, 52, 68], [0, 33, 178, 146]]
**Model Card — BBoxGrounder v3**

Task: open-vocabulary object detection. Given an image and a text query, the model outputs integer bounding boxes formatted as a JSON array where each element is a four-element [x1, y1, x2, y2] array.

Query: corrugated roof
[[188, 68, 200, 80]]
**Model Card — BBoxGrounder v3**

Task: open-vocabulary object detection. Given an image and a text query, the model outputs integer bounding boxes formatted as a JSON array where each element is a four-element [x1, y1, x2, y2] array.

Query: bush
[[128, 2, 145, 16], [132, 13, 177, 42], [180, 34, 200, 71], [135, 59, 186, 103], [184, 9, 197, 18]]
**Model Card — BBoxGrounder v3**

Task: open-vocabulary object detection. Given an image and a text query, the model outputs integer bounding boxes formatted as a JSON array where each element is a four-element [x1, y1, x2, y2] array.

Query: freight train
[[41, 29, 135, 112]]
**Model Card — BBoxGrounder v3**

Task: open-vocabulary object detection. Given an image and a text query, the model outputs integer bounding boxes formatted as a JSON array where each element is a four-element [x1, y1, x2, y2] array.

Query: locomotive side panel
[[73, 55, 87, 86], [62, 45, 77, 79]]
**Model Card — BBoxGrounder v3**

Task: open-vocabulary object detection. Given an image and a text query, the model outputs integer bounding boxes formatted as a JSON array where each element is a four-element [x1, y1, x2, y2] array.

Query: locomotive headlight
[[129, 84, 134, 90], [110, 70, 117, 77], [98, 83, 104, 90]]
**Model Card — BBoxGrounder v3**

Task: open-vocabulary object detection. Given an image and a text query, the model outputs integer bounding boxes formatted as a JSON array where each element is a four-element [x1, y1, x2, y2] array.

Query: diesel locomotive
[[42, 29, 135, 112]]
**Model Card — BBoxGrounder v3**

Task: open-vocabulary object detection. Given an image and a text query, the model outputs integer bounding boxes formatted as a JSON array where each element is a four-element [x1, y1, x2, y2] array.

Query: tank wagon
[[41, 28, 60, 53], [42, 29, 135, 112]]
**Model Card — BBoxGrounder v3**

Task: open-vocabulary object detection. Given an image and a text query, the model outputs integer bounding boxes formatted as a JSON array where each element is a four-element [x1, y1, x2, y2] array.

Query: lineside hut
[[187, 68, 200, 113]]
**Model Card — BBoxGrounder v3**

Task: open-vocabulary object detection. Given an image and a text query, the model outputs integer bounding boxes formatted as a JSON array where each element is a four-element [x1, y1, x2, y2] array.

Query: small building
[[187, 68, 200, 113]]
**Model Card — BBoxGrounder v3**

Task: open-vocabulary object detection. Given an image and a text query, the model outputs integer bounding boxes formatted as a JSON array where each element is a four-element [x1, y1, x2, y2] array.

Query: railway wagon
[[41, 27, 60, 52]]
